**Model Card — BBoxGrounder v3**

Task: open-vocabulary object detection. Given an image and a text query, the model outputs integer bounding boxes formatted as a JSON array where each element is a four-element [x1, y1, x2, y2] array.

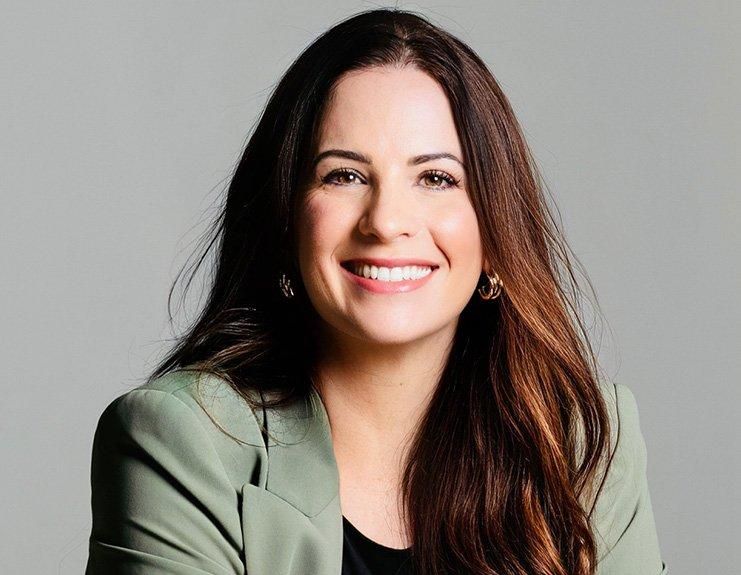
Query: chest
[[336, 461, 411, 549]]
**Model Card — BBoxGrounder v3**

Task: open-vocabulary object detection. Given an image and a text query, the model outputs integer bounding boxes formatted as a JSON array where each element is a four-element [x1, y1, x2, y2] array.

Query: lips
[[339, 259, 437, 294], [341, 258, 440, 270]]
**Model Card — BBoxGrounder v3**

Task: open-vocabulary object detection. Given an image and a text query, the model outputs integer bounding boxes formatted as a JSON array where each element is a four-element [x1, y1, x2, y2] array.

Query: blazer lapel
[[240, 386, 342, 575]]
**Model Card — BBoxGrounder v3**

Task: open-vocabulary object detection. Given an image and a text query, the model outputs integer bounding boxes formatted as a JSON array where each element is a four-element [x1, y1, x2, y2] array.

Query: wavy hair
[[148, 8, 615, 574]]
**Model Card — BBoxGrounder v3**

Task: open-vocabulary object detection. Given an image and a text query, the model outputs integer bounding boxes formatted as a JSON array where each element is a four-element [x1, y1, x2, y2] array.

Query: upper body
[[85, 369, 668, 575], [86, 10, 669, 574]]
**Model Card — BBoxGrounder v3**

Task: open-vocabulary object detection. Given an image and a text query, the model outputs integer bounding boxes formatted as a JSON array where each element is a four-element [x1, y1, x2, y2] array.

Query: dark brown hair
[[149, 8, 615, 574]]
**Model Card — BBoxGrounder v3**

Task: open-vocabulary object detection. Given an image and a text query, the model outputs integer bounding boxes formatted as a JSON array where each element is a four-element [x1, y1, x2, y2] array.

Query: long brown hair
[[149, 8, 615, 574]]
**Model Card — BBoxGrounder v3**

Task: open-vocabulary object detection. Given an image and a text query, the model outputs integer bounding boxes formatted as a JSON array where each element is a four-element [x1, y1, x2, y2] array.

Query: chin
[[349, 319, 446, 346]]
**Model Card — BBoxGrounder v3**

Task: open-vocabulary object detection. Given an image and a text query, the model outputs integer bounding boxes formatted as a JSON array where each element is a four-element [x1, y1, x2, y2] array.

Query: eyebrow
[[311, 149, 465, 170]]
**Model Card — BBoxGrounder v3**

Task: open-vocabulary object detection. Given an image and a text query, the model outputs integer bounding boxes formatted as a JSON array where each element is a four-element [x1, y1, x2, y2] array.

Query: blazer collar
[[183, 370, 343, 574], [259, 385, 339, 517], [240, 386, 343, 575], [189, 370, 339, 517]]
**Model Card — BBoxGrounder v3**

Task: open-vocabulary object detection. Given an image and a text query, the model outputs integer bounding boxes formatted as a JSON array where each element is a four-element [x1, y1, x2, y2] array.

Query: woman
[[86, 8, 667, 575]]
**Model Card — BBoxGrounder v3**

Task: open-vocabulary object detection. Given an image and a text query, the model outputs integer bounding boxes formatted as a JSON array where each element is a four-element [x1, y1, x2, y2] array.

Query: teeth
[[351, 263, 433, 282]]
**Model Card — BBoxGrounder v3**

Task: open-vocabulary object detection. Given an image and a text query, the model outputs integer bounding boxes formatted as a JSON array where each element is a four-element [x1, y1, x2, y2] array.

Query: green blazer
[[85, 369, 668, 574]]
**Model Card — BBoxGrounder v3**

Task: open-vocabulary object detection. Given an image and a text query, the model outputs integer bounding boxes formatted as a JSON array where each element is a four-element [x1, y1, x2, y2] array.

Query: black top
[[341, 515, 413, 575]]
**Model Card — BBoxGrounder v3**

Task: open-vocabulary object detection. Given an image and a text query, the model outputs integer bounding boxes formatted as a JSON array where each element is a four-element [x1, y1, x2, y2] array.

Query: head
[[151, 8, 613, 575], [295, 64, 484, 350]]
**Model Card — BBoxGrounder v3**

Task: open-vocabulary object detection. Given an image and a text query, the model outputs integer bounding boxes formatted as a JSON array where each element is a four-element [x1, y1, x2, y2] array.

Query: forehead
[[316, 66, 462, 156]]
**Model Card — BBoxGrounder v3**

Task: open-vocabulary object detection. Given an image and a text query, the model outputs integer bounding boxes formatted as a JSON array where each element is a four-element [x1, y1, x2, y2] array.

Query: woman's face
[[296, 66, 484, 347]]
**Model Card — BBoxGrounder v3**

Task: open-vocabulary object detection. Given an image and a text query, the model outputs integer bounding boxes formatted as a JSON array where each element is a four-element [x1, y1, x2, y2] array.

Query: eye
[[321, 167, 366, 186], [320, 167, 460, 190], [420, 170, 459, 190]]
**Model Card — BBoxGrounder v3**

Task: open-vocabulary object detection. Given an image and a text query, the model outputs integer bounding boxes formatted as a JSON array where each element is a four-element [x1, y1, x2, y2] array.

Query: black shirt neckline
[[342, 515, 412, 555]]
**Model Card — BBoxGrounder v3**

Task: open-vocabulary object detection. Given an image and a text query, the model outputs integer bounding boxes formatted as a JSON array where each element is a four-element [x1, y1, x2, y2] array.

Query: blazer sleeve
[[593, 383, 668, 575], [85, 388, 245, 574]]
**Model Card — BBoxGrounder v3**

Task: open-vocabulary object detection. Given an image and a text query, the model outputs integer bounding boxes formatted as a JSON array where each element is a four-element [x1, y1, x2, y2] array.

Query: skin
[[295, 65, 486, 549]]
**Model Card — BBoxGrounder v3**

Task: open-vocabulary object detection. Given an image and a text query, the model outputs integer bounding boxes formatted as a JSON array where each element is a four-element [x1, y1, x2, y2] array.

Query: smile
[[349, 261, 434, 281], [340, 261, 438, 294]]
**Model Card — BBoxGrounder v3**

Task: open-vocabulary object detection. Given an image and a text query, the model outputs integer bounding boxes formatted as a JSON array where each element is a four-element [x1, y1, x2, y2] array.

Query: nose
[[357, 179, 422, 241]]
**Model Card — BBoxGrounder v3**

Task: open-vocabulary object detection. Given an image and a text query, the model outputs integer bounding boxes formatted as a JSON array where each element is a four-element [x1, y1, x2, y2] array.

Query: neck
[[311, 320, 456, 472]]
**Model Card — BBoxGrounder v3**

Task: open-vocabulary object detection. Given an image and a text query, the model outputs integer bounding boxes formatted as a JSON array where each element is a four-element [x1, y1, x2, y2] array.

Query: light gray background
[[2, 2, 738, 573]]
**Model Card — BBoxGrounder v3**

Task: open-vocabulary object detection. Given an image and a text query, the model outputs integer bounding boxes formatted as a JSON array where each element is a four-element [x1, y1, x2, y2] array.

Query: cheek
[[434, 202, 482, 266], [296, 196, 351, 264]]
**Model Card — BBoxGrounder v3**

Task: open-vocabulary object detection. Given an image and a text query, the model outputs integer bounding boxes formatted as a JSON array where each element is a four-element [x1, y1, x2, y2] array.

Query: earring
[[478, 271, 503, 301], [279, 271, 295, 299]]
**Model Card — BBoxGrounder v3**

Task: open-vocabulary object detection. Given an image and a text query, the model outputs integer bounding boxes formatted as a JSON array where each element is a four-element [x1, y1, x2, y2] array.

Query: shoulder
[[93, 369, 268, 490], [88, 370, 270, 571], [591, 381, 666, 574], [599, 380, 644, 449], [596, 381, 647, 483]]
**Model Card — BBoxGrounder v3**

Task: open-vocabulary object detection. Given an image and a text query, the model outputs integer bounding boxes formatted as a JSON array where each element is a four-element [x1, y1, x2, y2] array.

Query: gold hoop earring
[[478, 271, 503, 301], [279, 271, 295, 299]]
